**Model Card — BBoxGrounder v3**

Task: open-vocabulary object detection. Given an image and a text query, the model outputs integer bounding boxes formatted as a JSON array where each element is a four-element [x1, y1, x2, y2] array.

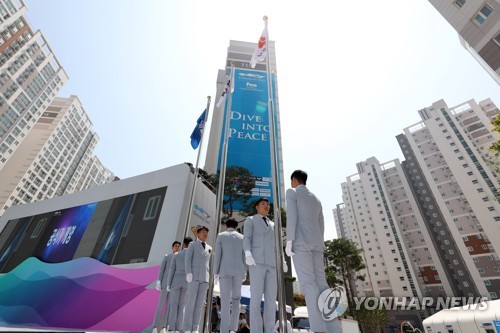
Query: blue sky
[[24, 0, 500, 240]]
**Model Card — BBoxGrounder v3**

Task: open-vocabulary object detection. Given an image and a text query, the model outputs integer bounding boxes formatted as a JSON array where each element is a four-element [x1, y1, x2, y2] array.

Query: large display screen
[[217, 68, 279, 209], [0, 186, 167, 272]]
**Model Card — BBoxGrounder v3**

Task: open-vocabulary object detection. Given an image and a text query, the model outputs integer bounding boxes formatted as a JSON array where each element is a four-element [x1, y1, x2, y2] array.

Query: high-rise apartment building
[[205, 40, 285, 206], [427, 0, 500, 84], [335, 98, 500, 308], [0, 2, 114, 215], [397, 98, 500, 300], [0, 0, 68, 166], [0, 96, 114, 215], [335, 157, 453, 324]]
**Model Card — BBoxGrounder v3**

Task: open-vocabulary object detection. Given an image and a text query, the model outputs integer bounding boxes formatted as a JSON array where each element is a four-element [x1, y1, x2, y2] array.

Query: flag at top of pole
[[190, 109, 207, 149], [250, 17, 268, 68], [216, 66, 235, 109]]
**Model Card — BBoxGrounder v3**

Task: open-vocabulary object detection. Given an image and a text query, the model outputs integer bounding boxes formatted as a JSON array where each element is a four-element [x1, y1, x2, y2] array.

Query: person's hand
[[285, 241, 294, 257], [155, 280, 161, 291], [186, 273, 193, 283], [245, 251, 256, 266], [214, 274, 219, 284], [166, 285, 171, 292], [283, 259, 288, 273]]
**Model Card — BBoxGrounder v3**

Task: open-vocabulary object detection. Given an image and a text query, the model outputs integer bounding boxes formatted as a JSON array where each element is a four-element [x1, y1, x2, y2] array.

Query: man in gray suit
[[214, 218, 247, 333], [152, 241, 181, 333], [243, 198, 277, 333], [184, 225, 212, 333], [165, 237, 192, 333], [285, 170, 342, 333]]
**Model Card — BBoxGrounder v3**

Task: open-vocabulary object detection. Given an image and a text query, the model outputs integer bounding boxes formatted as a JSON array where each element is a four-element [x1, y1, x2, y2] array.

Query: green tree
[[488, 117, 500, 174], [293, 292, 306, 306], [490, 116, 500, 155], [184, 163, 216, 192], [324, 238, 366, 314], [208, 165, 256, 218], [352, 306, 388, 333]]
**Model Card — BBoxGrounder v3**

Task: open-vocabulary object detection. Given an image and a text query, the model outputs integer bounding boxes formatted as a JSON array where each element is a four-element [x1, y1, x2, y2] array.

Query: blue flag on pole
[[190, 109, 206, 149]]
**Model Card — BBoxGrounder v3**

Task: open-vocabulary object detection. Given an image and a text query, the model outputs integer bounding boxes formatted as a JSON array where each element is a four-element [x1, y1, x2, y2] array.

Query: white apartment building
[[398, 98, 500, 300], [0, 96, 114, 215], [427, 0, 500, 84], [0, 0, 68, 167], [337, 157, 434, 323], [333, 203, 350, 239], [336, 157, 453, 301]]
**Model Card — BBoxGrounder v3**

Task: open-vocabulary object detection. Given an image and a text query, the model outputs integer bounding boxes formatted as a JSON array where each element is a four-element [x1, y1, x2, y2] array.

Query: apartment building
[[398, 98, 500, 300], [428, 0, 500, 84], [0, 96, 114, 215]]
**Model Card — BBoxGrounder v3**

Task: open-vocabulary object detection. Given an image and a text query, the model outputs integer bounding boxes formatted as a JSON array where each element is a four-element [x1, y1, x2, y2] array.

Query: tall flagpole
[[183, 96, 212, 240], [263, 16, 288, 333], [203, 61, 235, 333]]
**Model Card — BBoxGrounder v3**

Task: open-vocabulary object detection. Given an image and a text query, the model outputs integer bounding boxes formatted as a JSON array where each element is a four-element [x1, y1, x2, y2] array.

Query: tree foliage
[[293, 293, 306, 306], [207, 165, 256, 218], [324, 238, 366, 314], [490, 116, 500, 155], [352, 306, 388, 333]]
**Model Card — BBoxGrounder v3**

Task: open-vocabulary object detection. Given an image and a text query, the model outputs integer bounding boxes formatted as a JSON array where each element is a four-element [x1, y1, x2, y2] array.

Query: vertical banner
[[218, 68, 277, 209]]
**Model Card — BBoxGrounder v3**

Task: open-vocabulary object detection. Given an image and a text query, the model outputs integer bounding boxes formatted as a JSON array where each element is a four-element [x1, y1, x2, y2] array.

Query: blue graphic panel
[[33, 203, 97, 262], [218, 68, 278, 208]]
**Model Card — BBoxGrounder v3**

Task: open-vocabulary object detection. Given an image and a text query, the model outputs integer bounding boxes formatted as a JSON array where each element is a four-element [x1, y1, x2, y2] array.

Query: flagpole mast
[[263, 15, 287, 333], [183, 96, 212, 240], [203, 61, 235, 333]]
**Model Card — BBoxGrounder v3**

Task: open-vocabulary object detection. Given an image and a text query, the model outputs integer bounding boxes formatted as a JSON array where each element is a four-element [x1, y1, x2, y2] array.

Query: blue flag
[[190, 109, 206, 149]]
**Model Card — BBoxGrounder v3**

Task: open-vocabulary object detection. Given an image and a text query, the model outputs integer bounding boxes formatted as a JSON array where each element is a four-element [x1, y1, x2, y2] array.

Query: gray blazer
[[243, 214, 276, 267], [167, 249, 188, 289], [185, 239, 212, 282], [158, 252, 175, 288], [285, 185, 325, 249], [214, 228, 246, 277]]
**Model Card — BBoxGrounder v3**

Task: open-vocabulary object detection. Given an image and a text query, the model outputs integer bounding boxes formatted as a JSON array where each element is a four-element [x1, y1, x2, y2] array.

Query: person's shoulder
[[245, 215, 256, 222]]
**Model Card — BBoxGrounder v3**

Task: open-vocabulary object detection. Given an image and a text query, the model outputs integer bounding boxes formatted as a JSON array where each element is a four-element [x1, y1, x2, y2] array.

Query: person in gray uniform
[[285, 170, 342, 333], [214, 218, 247, 333], [243, 198, 277, 333], [165, 237, 192, 333], [184, 225, 212, 333], [152, 241, 181, 333]]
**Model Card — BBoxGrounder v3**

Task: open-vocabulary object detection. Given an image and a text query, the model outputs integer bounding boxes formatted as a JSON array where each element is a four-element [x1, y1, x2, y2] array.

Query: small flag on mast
[[250, 25, 268, 68], [216, 68, 234, 109], [190, 109, 206, 149]]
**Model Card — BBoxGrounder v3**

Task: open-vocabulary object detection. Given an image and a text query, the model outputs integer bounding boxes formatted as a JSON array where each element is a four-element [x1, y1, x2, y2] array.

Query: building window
[[454, 0, 466, 8], [144, 195, 161, 220], [473, 3, 493, 25], [494, 32, 500, 46], [490, 292, 498, 299]]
